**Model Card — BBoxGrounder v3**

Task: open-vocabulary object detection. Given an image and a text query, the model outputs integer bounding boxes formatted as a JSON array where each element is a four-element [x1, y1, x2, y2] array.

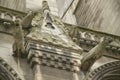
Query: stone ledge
[[27, 49, 80, 72]]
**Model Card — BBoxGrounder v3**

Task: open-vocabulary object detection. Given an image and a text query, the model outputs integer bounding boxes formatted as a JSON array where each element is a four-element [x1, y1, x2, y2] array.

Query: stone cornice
[[25, 40, 81, 60], [0, 6, 26, 17], [26, 40, 81, 72], [0, 6, 26, 35], [28, 49, 80, 72], [25, 38, 82, 55]]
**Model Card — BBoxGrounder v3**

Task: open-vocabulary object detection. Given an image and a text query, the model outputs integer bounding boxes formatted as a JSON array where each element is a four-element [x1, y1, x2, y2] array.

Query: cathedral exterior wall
[[0, 0, 26, 11], [0, 33, 33, 80], [74, 0, 120, 36], [0, 0, 120, 80]]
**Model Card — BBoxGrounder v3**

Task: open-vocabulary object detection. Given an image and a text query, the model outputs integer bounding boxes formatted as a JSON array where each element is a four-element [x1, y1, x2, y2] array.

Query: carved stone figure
[[81, 37, 113, 74], [21, 11, 37, 29], [12, 19, 25, 57]]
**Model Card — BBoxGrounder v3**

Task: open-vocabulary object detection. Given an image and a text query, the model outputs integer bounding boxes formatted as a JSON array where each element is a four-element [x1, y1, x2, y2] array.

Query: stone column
[[72, 72, 79, 80], [27, 50, 43, 80], [72, 62, 80, 80], [33, 64, 43, 80]]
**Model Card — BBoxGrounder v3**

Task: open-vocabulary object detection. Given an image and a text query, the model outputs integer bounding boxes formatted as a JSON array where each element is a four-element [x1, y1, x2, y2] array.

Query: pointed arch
[[0, 57, 22, 80], [86, 61, 120, 80]]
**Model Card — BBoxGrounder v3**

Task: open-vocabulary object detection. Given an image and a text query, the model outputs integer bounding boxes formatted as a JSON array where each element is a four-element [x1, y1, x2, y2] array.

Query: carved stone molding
[[64, 24, 120, 58], [0, 6, 26, 21], [0, 57, 23, 80], [64, 23, 120, 43], [26, 41, 81, 72], [25, 40, 81, 59], [28, 49, 80, 72], [86, 61, 120, 80], [0, 6, 26, 35], [79, 38, 120, 60]]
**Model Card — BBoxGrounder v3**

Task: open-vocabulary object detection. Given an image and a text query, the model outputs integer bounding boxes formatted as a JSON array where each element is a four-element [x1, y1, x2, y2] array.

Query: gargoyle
[[80, 37, 113, 74], [21, 11, 36, 29], [12, 19, 25, 57]]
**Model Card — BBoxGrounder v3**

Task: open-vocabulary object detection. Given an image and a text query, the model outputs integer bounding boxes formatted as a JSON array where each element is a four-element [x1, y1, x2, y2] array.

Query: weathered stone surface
[[74, 0, 120, 36], [0, 0, 26, 11], [26, 7, 82, 53], [0, 33, 33, 80], [0, 1, 120, 80], [81, 37, 113, 73]]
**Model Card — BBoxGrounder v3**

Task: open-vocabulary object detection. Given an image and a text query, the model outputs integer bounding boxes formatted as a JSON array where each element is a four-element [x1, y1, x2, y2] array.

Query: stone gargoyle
[[12, 11, 36, 57], [80, 37, 113, 76]]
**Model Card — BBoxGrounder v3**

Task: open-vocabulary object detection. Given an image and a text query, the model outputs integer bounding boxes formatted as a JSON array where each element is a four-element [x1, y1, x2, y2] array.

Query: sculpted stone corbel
[[80, 37, 113, 74], [12, 19, 25, 57]]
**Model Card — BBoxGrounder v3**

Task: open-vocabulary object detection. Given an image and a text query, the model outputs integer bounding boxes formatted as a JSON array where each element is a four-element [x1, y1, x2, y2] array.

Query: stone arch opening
[[86, 61, 120, 80], [0, 64, 14, 80], [0, 57, 22, 80]]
